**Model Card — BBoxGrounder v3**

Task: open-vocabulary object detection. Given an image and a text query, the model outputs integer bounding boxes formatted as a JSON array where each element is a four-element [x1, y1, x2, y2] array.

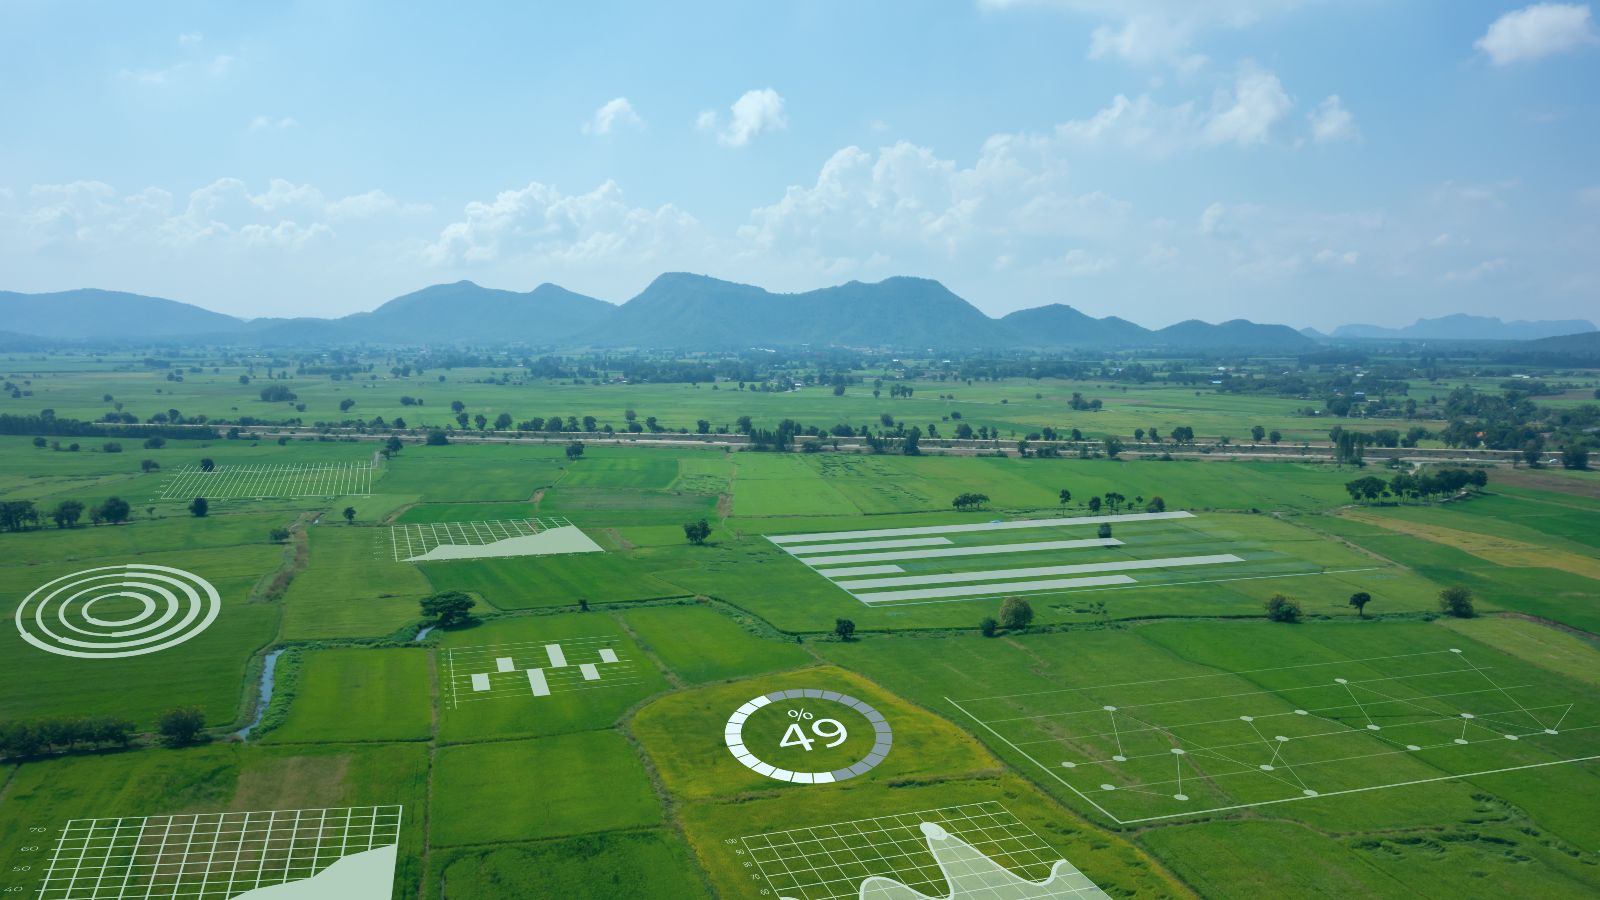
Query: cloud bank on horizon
[[0, 0, 1595, 329]]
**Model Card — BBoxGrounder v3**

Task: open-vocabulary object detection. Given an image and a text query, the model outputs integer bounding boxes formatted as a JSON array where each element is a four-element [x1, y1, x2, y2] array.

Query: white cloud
[[325, 190, 431, 220], [1202, 65, 1293, 147], [423, 180, 698, 266], [582, 97, 643, 136], [701, 88, 788, 147], [178, 32, 203, 45], [1308, 95, 1356, 143], [1476, 3, 1598, 65], [985, 1, 1305, 68], [1442, 258, 1510, 282], [1058, 248, 1117, 275], [1088, 14, 1207, 71], [249, 115, 297, 132]]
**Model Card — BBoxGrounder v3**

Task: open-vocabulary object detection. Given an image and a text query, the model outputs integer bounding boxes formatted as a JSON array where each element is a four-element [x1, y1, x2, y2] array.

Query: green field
[[1, 355, 1597, 899]]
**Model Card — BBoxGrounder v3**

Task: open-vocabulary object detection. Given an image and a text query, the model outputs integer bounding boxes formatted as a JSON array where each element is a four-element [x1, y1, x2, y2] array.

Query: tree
[[1097, 523, 1113, 539], [1269, 430, 1282, 444], [188, 497, 209, 518], [1251, 425, 1266, 443], [683, 519, 712, 545], [1563, 445, 1590, 470], [342, 506, 356, 524], [1087, 496, 1102, 513], [450, 400, 466, 414], [952, 492, 990, 511], [979, 617, 998, 637], [834, 618, 857, 641], [1146, 495, 1166, 513], [426, 430, 449, 445], [494, 412, 513, 431], [269, 526, 291, 542], [95, 496, 131, 525], [1344, 476, 1387, 503], [420, 590, 477, 626], [50, 500, 84, 529], [566, 441, 585, 461], [998, 597, 1035, 630], [1438, 585, 1475, 618], [1103, 436, 1124, 458], [1264, 593, 1302, 623], [735, 415, 754, 434], [157, 706, 207, 746], [200, 458, 215, 472], [339, 398, 356, 412], [473, 413, 487, 431], [141, 458, 160, 472], [143, 436, 166, 449], [902, 426, 922, 456], [385, 436, 404, 455], [1348, 591, 1372, 618], [1058, 489, 1071, 506]]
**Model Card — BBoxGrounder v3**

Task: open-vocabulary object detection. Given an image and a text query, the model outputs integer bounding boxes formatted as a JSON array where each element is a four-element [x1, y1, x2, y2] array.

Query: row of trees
[[1267, 586, 1473, 623], [0, 706, 207, 760], [1344, 467, 1488, 503], [0, 496, 134, 532]]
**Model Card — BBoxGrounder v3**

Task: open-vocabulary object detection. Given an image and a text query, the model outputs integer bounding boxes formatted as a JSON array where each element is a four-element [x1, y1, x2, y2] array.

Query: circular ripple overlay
[[15, 564, 222, 659], [723, 688, 893, 784]]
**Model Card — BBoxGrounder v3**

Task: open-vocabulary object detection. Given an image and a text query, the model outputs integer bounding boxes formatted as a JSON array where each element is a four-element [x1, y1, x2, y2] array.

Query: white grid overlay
[[738, 801, 1093, 900], [948, 647, 1599, 824], [444, 635, 640, 709], [35, 805, 401, 898], [153, 463, 373, 502], [386, 518, 573, 561]]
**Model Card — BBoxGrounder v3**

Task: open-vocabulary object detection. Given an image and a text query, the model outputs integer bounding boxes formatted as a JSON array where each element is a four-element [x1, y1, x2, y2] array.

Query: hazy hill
[[999, 304, 1151, 347], [1156, 318, 1315, 351], [1333, 314, 1596, 341], [584, 273, 1007, 349], [0, 288, 245, 339], [338, 281, 613, 344], [1524, 330, 1600, 355]]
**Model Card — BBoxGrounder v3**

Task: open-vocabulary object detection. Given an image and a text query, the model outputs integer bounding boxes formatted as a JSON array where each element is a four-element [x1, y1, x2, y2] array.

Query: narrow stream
[[235, 649, 283, 740], [415, 625, 435, 641]]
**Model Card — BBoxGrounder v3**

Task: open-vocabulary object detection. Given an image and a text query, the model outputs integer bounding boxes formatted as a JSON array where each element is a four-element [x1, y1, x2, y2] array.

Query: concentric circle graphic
[[724, 688, 893, 784], [15, 564, 222, 659]]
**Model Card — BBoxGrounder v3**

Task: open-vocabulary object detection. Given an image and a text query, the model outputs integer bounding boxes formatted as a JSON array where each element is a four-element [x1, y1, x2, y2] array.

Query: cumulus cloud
[[984, 0, 1306, 69], [1202, 65, 1293, 146], [1088, 14, 1206, 71], [423, 180, 698, 266], [582, 97, 643, 135], [699, 88, 787, 147], [1476, 3, 1598, 65], [1308, 95, 1356, 143], [5, 178, 419, 252]]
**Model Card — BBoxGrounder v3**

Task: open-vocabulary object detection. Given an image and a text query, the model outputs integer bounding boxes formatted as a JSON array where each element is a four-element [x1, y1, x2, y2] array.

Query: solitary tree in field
[[1438, 585, 1475, 618], [1251, 425, 1266, 443], [158, 706, 207, 746], [566, 441, 585, 461], [269, 526, 291, 542], [1348, 592, 1372, 617], [385, 436, 404, 455], [1058, 488, 1071, 507], [683, 519, 712, 545], [342, 507, 356, 525], [200, 458, 215, 472], [1097, 523, 1113, 539], [979, 617, 999, 638], [95, 496, 132, 525], [188, 497, 209, 518], [834, 618, 856, 641], [450, 399, 466, 414], [998, 596, 1035, 630], [420, 590, 477, 627], [1145, 495, 1166, 513], [1264, 593, 1302, 623]]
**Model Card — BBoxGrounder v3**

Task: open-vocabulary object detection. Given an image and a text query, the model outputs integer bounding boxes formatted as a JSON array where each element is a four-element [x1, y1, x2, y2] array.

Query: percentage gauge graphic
[[724, 688, 892, 784]]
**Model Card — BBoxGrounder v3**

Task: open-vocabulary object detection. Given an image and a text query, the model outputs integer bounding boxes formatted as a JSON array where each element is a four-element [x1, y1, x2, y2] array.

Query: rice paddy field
[[0, 354, 1597, 899]]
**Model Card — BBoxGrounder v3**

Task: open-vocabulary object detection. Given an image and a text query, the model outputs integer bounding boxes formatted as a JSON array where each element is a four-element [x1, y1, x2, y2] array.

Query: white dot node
[[1504, 734, 1519, 741], [1294, 709, 1309, 716], [1259, 764, 1275, 771], [1061, 761, 1077, 768], [1239, 715, 1254, 722], [1454, 738, 1469, 745], [1335, 677, 1348, 684], [1460, 713, 1475, 719], [1112, 755, 1127, 762], [1103, 705, 1117, 712], [1366, 724, 1381, 731], [1174, 793, 1189, 801], [1406, 745, 1421, 751], [1170, 748, 1186, 755], [1302, 789, 1319, 797], [1099, 784, 1116, 791], [1545, 729, 1559, 735], [1274, 735, 1289, 742]]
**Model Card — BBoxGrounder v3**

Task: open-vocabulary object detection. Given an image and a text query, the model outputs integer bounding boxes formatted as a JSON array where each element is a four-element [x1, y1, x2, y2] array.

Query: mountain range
[[1330, 314, 1596, 341], [0, 275, 1588, 351]]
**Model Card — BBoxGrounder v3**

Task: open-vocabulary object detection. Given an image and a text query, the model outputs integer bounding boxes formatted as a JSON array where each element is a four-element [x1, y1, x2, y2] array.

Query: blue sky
[[2, 0, 1597, 328]]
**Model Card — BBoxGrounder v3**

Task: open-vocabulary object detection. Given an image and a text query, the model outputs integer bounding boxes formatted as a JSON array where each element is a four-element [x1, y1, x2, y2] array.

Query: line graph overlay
[[738, 801, 1106, 900], [35, 805, 402, 899], [153, 463, 374, 501], [444, 635, 641, 708], [384, 517, 598, 561], [948, 647, 1597, 824]]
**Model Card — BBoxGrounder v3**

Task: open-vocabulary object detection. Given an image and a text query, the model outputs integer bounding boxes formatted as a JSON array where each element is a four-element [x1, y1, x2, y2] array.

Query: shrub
[[158, 706, 207, 746], [1264, 593, 1302, 623], [979, 617, 998, 638], [998, 597, 1034, 630], [1438, 585, 1475, 618]]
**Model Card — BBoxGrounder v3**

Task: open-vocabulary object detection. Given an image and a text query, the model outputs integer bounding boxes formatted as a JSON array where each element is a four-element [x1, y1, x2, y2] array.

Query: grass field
[[0, 363, 1596, 899]]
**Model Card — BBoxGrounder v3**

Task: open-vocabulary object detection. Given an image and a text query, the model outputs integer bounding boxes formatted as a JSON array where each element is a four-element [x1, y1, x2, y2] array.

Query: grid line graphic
[[385, 518, 574, 561], [153, 463, 374, 502], [948, 647, 1598, 824], [35, 806, 401, 899], [738, 801, 1103, 900]]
